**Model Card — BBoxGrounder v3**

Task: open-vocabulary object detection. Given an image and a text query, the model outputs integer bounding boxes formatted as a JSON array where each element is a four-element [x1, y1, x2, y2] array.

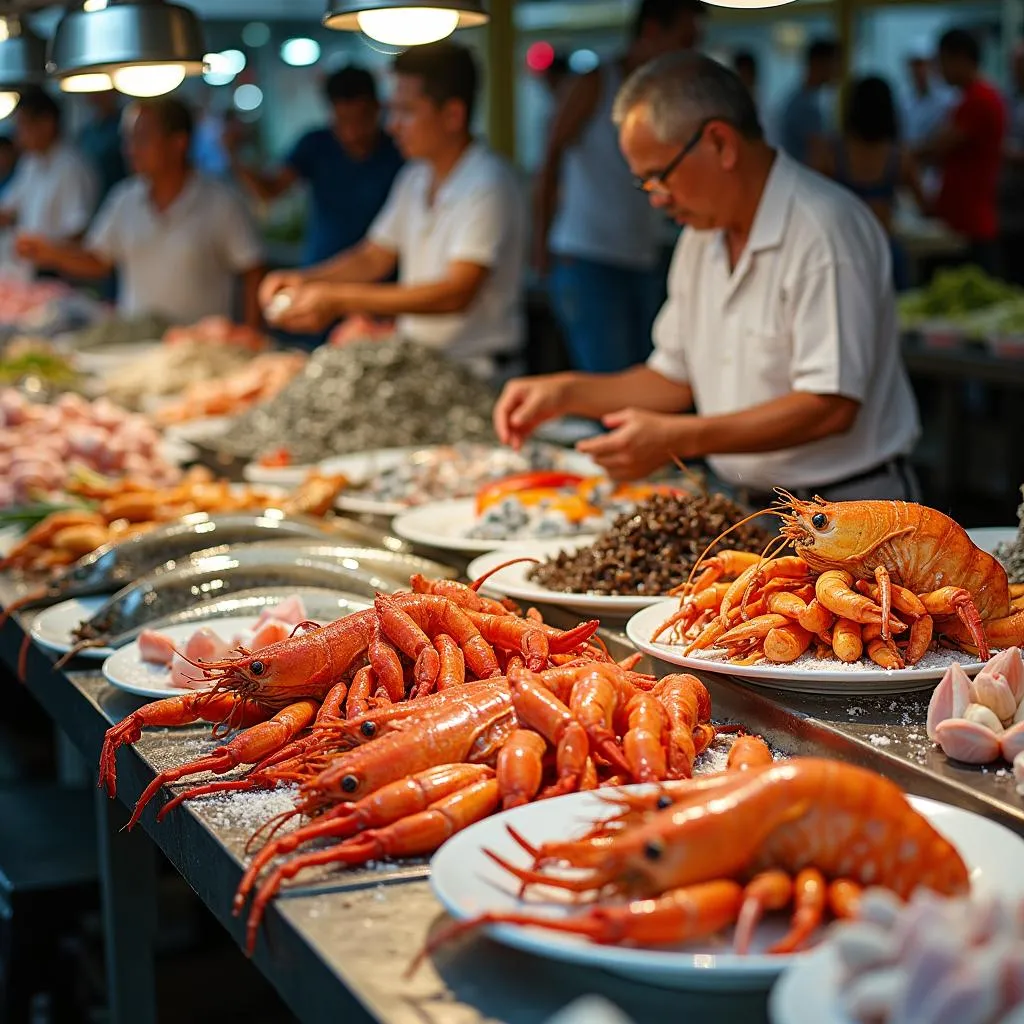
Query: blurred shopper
[[812, 76, 926, 290], [77, 89, 127, 202], [0, 89, 97, 278], [778, 39, 841, 165], [902, 47, 956, 148], [542, 54, 573, 101], [733, 50, 770, 143], [231, 66, 403, 270], [16, 99, 265, 328], [917, 29, 1005, 272], [261, 43, 525, 383], [535, 0, 708, 374], [1000, 44, 1024, 284], [0, 136, 17, 197], [495, 53, 920, 501]]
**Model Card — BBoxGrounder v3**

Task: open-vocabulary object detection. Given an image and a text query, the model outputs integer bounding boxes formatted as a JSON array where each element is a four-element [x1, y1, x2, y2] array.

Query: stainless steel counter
[[5, 570, 1023, 1024]]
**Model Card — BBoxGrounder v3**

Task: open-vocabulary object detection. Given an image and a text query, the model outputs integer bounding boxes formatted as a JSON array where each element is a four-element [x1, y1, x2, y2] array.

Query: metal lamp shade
[[47, 1, 205, 79], [0, 17, 47, 87], [324, 0, 489, 32]]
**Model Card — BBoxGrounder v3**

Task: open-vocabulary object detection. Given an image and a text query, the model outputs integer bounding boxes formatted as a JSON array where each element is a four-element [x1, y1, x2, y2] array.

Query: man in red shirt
[[917, 28, 1006, 272]]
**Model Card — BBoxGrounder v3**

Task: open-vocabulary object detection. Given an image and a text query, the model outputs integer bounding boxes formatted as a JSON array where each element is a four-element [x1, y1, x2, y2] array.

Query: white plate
[[393, 498, 600, 555], [242, 450, 386, 489], [432, 792, 1024, 993], [101, 616, 266, 699], [162, 416, 233, 447], [626, 600, 985, 695], [336, 448, 603, 517], [467, 542, 665, 618], [30, 596, 113, 659], [968, 526, 1018, 554], [74, 341, 162, 374]]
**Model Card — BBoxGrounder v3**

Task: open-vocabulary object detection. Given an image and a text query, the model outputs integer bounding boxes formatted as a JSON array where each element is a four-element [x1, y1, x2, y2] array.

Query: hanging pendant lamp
[[324, 1, 488, 48], [701, 0, 797, 6], [47, 0, 205, 97], [0, 14, 46, 119]]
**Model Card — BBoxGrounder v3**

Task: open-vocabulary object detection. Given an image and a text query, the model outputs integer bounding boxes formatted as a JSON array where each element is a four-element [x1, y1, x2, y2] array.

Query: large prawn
[[774, 493, 1023, 660]]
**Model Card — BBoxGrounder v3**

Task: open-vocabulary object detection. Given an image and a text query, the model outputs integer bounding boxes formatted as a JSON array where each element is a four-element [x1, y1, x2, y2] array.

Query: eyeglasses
[[632, 118, 716, 194]]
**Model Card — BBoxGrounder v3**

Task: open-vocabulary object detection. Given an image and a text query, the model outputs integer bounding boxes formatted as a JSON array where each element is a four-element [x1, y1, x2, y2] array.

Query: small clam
[[933, 718, 1002, 764], [1000, 721, 1024, 763], [927, 662, 972, 741], [968, 671, 1018, 724], [963, 703, 1005, 733]]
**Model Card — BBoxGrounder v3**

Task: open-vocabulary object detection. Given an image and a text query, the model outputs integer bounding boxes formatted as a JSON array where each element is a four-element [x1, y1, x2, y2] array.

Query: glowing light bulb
[[701, 0, 797, 6], [356, 7, 459, 47], [83, 0, 108, 10], [60, 72, 113, 93], [280, 38, 321, 67], [112, 64, 187, 98], [0, 92, 18, 120]]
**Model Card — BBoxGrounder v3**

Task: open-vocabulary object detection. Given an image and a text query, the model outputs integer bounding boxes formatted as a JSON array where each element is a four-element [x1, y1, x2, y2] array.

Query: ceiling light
[[324, 1, 488, 47], [701, 0, 797, 6], [83, 0, 109, 10], [0, 15, 46, 89], [112, 63, 186, 97], [280, 38, 321, 67], [60, 72, 113, 92], [47, 1, 205, 87], [202, 52, 236, 86], [233, 83, 263, 111], [242, 22, 270, 48], [568, 49, 598, 74], [220, 48, 246, 75], [0, 91, 18, 120]]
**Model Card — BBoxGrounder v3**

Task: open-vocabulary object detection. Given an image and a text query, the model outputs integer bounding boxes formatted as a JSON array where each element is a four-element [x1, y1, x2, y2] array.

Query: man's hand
[[258, 269, 305, 312], [14, 234, 51, 265], [329, 314, 395, 346], [576, 408, 703, 481], [493, 373, 576, 449], [273, 281, 346, 334]]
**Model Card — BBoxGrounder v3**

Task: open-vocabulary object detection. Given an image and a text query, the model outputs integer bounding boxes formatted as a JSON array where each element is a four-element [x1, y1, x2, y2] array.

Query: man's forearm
[[562, 366, 694, 420], [532, 160, 559, 258], [304, 244, 395, 285], [35, 243, 111, 280], [688, 392, 858, 456], [242, 266, 265, 330], [329, 279, 477, 317], [232, 161, 287, 203]]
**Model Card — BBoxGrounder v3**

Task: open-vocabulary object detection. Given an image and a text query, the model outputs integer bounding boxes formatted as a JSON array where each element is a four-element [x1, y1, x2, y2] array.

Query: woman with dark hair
[[812, 75, 926, 289]]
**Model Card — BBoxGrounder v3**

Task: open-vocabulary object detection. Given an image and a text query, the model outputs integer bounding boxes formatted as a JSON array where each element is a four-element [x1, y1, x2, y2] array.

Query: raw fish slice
[[170, 651, 209, 691], [138, 629, 176, 666], [251, 620, 289, 650]]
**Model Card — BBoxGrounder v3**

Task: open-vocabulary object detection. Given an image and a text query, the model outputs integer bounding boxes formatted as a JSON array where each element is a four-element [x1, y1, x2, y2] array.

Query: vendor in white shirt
[[495, 53, 922, 504], [0, 89, 97, 277], [262, 41, 525, 380], [16, 98, 265, 328]]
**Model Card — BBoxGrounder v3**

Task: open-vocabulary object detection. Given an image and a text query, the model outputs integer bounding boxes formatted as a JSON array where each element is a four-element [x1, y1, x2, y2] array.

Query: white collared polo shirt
[[648, 151, 921, 492], [369, 141, 526, 374], [86, 173, 264, 324]]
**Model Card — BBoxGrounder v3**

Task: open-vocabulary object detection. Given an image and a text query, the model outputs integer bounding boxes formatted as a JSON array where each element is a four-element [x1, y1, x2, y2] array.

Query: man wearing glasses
[[494, 52, 921, 504]]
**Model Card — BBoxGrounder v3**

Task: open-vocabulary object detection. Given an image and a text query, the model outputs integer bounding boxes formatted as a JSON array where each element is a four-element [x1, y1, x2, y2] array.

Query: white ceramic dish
[[467, 542, 665, 618], [162, 416, 233, 447], [968, 526, 1017, 554], [74, 341, 162, 374], [101, 616, 262, 699], [626, 599, 985, 695], [431, 791, 1024, 992], [393, 498, 600, 555], [30, 596, 112, 659]]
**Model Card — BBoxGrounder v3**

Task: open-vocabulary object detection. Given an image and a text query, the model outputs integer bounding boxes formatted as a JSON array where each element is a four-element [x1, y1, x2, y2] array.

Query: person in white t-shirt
[[16, 98, 265, 328], [494, 53, 922, 503], [261, 41, 526, 380], [0, 89, 97, 278]]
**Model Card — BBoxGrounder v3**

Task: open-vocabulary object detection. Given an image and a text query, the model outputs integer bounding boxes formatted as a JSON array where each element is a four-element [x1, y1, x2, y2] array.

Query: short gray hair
[[613, 51, 762, 143]]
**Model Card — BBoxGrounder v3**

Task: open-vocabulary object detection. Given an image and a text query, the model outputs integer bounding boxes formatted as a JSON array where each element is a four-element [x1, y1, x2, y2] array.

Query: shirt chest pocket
[[743, 326, 793, 396]]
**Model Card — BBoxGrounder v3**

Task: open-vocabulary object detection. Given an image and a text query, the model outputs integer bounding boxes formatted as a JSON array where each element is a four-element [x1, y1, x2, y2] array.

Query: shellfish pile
[[926, 647, 1024, 767]]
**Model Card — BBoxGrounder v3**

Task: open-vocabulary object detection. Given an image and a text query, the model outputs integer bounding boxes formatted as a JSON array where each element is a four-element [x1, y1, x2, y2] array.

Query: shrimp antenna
[[669, 454, 707, 495], [680, 505, 782, 594]]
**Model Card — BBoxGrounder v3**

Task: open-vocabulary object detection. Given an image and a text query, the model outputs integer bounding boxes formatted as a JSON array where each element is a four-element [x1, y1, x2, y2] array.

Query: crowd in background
[[0, 2, 1020, 381]]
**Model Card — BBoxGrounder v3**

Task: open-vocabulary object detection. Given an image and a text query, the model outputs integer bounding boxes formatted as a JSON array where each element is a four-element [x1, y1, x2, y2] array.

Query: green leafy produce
[[0, 348, 78, 387], [898, 266, 1024, 328]]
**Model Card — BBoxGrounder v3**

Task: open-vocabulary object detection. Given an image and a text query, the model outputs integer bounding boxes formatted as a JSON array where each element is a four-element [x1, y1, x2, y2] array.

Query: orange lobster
[[425, 758, 969, 959]]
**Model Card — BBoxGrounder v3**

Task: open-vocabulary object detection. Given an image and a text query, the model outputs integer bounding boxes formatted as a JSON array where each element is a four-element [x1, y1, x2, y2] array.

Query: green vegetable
[[898, 265, 1024, 328]]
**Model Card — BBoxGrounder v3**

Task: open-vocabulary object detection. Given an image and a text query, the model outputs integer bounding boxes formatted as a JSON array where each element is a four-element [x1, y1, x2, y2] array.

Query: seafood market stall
[[3, 328, 1024, 1024]]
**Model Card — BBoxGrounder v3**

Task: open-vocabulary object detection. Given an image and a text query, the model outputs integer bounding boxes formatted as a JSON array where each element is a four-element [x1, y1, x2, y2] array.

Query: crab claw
[[926, 663, 972, 742], [933, 719, 1001, 765]]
